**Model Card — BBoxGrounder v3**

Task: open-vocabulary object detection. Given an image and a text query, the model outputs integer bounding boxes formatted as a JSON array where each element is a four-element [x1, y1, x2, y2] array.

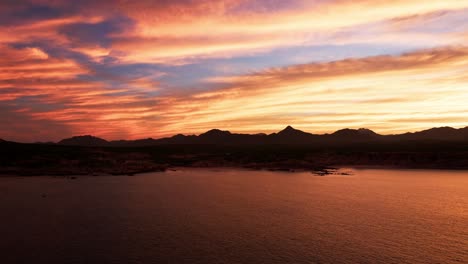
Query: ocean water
[[0, 168, 467, 264]]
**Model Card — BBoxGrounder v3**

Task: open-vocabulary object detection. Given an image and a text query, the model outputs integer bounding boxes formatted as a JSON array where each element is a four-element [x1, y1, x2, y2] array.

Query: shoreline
[[2, 141, 468, 177], [2, 163, 468, 177]]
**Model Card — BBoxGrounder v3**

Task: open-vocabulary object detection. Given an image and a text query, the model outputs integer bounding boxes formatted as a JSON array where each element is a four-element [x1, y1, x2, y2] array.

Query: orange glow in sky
[[1, 0, 468, 141]]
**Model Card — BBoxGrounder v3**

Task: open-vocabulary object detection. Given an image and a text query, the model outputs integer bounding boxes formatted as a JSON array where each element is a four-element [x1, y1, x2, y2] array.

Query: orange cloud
[[2, 1, 468, 141], [149, 46, 468, 136], [104, 0, 468, 62]]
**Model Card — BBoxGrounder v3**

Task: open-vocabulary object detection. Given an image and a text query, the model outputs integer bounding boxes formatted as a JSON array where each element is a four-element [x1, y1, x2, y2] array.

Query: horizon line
[[3, 125, 468, 144]]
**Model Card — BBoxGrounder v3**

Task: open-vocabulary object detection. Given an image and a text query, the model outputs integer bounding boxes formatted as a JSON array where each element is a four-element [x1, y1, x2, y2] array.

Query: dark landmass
[[58, 135, 109, 147], [54, 126, 468, 146], [1, 126, 468, 176]]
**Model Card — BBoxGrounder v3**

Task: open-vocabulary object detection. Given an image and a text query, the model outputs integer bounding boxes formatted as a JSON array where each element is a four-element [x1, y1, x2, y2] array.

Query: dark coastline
[[1, 139, 468, 176]]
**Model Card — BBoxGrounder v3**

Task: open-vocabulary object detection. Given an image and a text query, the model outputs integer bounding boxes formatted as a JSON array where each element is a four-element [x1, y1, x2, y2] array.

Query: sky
[[1, 0, 468, 142]]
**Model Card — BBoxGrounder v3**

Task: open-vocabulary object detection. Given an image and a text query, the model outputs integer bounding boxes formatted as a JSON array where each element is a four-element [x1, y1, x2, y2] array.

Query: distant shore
[[0, 162, 342, 177], [2, 161, 467, 177], [2, 139, 468, 177]]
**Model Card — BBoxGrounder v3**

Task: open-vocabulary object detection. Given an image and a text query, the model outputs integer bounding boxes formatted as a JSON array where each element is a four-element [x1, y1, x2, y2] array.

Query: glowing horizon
[[1, 0, 468, 142]]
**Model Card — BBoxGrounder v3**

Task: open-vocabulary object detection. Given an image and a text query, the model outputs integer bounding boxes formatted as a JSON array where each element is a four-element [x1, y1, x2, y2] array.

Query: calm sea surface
[[0, 169, 467, 264]]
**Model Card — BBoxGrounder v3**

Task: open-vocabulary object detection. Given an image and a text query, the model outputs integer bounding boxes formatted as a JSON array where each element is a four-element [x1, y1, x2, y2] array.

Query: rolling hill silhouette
[[58, 135, 109, 146], [330, 128, 380, 140], [2, 125, 468, 175], [393, 126, 468, 141], [56, 126, 468, 146]]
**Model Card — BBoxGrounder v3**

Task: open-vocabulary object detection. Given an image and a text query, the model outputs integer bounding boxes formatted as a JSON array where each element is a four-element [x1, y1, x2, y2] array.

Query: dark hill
[[2, 126, 468, 175], [276, 125, 312, 137], [198, 129, 232, 143], [59, 135, 109, 146], [156, 134, 198, 144], [392, 126, 468, 141], [269, 126, 316, 144], [329, 128, 380, 141], [52, 126, 468, 147]]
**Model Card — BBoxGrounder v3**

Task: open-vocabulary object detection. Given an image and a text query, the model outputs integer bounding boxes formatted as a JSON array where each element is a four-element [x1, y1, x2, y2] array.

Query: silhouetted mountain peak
[[271, 126, 314, 144], [277, 126, 307, 135], [50, 125, 468, 147], [59, 135, 108, 146], [357, 128, 378, 135], [200, 129, 232, 137], [332, 128, 379, 138], [171, 134, 187, 139]]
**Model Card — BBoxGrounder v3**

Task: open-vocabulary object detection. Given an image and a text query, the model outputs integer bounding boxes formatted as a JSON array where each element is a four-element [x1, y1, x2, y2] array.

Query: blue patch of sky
[[11, 39, 432, 98], [58, 16, 135, 48], [154, 43, 428, 91], [0, 4, 65, 26]]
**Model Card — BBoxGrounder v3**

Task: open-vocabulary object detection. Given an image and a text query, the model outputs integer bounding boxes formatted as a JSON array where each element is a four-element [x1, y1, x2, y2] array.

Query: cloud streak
[[1, 1, 468, 141], [152, 47, 468, 135]]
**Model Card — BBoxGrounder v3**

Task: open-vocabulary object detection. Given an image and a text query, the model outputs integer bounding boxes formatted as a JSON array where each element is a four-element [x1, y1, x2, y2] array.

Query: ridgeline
[[1, 126, 468, 176]]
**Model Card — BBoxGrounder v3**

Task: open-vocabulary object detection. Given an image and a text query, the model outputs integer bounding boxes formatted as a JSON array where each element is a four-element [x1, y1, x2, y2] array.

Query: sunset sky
[[1, 0, 468, 142]]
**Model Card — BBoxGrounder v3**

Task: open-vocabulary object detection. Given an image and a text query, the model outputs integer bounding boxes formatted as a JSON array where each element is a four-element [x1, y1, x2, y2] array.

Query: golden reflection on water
[[0, 168, 467, 263]]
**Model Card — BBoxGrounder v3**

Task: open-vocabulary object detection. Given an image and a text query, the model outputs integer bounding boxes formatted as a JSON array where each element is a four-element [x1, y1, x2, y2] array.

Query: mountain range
[[54, 126, 468, 147], [2, 126, 468, 176]]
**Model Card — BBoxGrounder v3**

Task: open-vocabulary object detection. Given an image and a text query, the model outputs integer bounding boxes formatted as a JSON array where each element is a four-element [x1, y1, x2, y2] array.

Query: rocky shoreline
[[0, 160, 344, 177], [1, 141, 468, 177]]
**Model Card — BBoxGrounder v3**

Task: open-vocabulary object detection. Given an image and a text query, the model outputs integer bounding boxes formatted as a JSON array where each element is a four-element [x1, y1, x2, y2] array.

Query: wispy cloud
[[1, 1, 468, 141], [152, 47, 468, 135]]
